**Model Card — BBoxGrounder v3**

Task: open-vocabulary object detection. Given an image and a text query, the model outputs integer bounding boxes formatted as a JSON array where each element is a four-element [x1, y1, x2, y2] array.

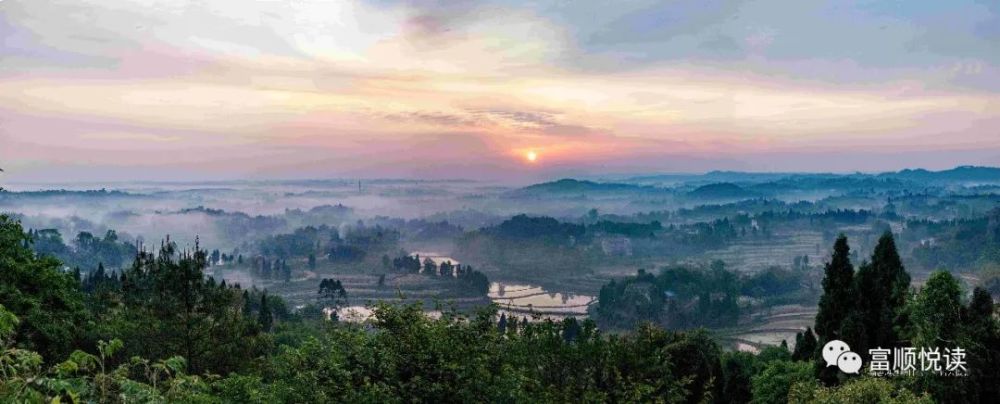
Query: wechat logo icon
[[822, 340, 862, 374]]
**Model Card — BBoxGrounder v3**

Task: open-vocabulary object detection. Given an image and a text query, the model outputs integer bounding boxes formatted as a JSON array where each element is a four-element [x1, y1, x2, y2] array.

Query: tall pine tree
[[961, 287, 999, 402], [849, 231, 911, 358], [814, 235, 854, 343], [258, 292, 274, 332], [792, 327, 817, 361], [813, 235, 858, 384]]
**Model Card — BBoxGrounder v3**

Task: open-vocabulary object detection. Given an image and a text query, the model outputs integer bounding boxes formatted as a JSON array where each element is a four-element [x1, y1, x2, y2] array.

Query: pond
[[489, 282, 595, 321], [330, 281, 596, 323], [409, 251, 461, 276], [334, 305, 443, 323], [409, 251, 460, 266]]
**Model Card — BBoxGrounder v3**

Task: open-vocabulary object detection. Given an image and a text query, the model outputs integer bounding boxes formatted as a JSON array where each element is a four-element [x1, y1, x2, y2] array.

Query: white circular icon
[[822, 339, 850, 367], [836, 351, 863, 374]]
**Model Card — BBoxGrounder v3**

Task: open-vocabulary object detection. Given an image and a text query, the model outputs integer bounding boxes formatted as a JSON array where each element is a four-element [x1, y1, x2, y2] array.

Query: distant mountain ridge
[[515, 178, 655, 194], [624, 166, 1000, 184], [687, 182, 756, 199], [516, 166, 1000, 196], [878, 166, 1000, 182]]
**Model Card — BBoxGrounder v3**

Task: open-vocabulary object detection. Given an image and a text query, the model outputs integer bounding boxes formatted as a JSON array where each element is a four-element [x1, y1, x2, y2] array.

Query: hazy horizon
[[2, 163, 999, 189]]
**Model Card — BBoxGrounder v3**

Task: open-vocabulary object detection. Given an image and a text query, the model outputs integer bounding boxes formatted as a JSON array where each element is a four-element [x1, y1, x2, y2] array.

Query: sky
[[1, 0, 999, 182]]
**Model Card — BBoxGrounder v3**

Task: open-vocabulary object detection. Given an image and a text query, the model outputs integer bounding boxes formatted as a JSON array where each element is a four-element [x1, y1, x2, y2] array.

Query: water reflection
[[334, 305, 443, 323], [489, 282, 594, 317], [409, 251, 459, 266]]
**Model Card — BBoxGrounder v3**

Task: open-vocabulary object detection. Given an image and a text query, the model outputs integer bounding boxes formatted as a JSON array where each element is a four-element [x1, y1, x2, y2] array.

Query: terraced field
[[716, 304, 817, 353], [212, 269, 491, 311], [704, 230, 826, 272], [490, 282, 595, 321]]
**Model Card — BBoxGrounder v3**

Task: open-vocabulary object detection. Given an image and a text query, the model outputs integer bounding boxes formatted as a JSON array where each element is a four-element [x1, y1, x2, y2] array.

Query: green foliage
[[958, 287, 1000, 403], [1, 338, 214, 403], [741, 266, 804, 298], [806, 234, 1000, 402], [5, 207, 1000, 403], [209, 303, 733, 403], [720, 351, 754, 404], [910, 208, 1000, 271], [86, 239, 270, 375], [28, 228, 137, 272], [0, 215, 90, 362], [788, 377, 932, 403], [912, 271, 963, 348], [457, 215, 593, 275], [586, 220, 662, 238], [812, 234, 919, 385], [595, 264, 745, 329], [849, 232, 910, 358], [318, 278, 348, 319], [751, 360, 813, 404], [0, 304, 18, 343], [792, 327, 817, 362], [814, 235, 854, 344], [486, 214, 586, 241]]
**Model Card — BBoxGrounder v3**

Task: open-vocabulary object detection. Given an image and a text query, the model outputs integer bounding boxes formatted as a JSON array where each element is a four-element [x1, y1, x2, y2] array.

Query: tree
[[792, 327, 817, 362], [813, 236, 856, 383], [912, 271, 962, 348], [0, 334, 214, 403], [955, 287, 1000, 403], [788, 377, 932, 403], [751, 360, 813, 404], [561, 317, 581, 342], [318, 278, 348, 319], [423, 257, 438, 275], [439, 260, 454, 277], [720, 351, 754, 404], [497, 312, 507, 334], [850, 232, 910, 358], [89, 239, 267, 375], [814, 236, 854, 343], [0, 215, 89, 363], [258, 293, 274, 332]]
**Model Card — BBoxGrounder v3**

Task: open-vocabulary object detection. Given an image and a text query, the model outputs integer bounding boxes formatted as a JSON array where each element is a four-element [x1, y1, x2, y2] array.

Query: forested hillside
[[3, 213, 999, 403]]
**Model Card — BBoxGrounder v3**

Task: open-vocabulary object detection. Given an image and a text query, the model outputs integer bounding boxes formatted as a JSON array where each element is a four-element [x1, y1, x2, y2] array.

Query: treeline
[[172, 206, 286, 242], [1, 218, 278, 375], [595, 230, 1000, 402], [460, 214, 746, 275], [595, 260, 815, 329], [27, 228, 137, 272], [458, 215, 592, 275], [3, 214, 999, 402], [249, 256, 292, 282], [633, 199, 882, 225], [369, 216, 465, 240], [908, 208, 1000, 271], [800, 232, 1000, 402], [586, 220, 662, 238], [388, 254, 490, 295], [481, 214, 586, 242], [257, 223, 401, 265], [0, 188, 134, 198], [259, 219, 466, 262]]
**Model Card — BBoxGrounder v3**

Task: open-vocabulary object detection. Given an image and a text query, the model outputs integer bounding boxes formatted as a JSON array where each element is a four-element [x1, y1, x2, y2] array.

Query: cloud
[[383, 111, 480, 127], [0, 0, 999, 181]]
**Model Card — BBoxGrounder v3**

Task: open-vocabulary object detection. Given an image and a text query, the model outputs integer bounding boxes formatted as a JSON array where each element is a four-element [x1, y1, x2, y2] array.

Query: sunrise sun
[[526, 150, 538, 162]]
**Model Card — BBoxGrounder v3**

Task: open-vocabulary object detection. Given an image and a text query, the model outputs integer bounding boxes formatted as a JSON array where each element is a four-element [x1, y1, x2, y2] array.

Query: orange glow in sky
[[1, 0, 998, 182]]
